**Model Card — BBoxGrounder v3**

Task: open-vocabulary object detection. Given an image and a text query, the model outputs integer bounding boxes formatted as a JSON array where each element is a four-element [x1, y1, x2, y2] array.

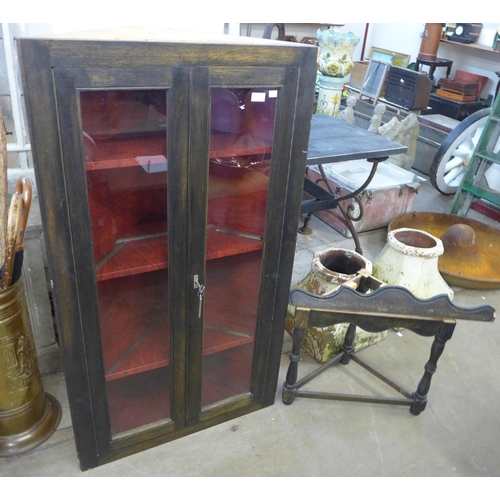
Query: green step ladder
[[450, 91, 500, 216]]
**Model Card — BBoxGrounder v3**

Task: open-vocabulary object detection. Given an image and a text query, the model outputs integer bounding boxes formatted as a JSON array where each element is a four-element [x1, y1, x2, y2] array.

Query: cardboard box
[[306, 159, 421, 237]]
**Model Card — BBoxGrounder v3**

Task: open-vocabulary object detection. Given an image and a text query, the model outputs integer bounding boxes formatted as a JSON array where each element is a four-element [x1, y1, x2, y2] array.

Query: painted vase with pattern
[[285, 248, 387, 364], [316, 28, 360, 118]]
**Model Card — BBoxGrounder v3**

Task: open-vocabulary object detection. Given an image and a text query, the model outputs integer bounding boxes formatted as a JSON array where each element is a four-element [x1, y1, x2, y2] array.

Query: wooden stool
[[415, 57, 453, 79], [283, 270, 495, 415]]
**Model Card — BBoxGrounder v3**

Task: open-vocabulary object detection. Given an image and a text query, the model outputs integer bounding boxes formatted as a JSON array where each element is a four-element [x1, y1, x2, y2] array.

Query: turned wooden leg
[[411, 321, 455, 415], [341, 323, 357, 365], [283, 309, 310, 405]]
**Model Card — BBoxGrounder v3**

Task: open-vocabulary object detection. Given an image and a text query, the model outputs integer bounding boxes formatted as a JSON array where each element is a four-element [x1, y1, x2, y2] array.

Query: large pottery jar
[[316, 28, 360, 117], [285, 248, 387, 363], [373, 228, 454, 300]]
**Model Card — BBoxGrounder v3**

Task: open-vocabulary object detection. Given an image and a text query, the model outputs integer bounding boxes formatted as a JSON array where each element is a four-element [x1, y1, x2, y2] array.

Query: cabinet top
[[20, 25, 300, 48], [18, 25, 318, 70]]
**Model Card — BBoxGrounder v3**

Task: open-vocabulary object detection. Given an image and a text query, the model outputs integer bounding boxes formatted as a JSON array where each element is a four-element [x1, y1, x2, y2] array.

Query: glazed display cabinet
[[18, 27, 317, 469]]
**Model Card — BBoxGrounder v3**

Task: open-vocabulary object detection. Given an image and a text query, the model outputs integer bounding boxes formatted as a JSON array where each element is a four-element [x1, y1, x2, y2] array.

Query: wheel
[[429, 108, 490, 194]]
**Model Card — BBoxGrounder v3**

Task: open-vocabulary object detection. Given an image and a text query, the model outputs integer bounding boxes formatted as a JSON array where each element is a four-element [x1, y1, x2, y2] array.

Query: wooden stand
[[415, 57, 453, 80], [283, 270, 495, 415]]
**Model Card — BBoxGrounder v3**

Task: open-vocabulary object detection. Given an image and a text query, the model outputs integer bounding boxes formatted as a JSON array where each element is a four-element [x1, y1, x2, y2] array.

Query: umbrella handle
[[0, 177, 33, 289], [14, 176, 32, 252], [1, 192, 22, 290]]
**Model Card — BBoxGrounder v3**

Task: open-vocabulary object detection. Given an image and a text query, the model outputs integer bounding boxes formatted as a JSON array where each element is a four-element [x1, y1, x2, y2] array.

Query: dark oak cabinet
[[18, 27, 317, 470]]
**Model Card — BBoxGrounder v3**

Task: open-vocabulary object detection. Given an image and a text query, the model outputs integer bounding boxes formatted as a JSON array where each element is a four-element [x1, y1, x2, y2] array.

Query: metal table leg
[[300, 157, 387, 254]]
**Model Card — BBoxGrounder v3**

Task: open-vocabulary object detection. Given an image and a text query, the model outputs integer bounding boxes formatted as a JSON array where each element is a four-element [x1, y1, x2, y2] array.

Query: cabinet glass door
[[201, 87, 278, 408], [81, 89, 171, 436]]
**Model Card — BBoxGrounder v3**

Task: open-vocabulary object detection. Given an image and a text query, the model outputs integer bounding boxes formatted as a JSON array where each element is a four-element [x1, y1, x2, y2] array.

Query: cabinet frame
[[18, 29, 317, 470]]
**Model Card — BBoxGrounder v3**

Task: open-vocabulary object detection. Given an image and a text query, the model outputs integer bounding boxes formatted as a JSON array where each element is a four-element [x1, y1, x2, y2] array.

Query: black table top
[[307, 114, 407, 165]]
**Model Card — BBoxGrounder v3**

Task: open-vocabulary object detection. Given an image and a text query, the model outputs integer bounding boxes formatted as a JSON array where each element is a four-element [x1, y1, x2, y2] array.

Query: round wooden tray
[[389, 211, 500, 289]]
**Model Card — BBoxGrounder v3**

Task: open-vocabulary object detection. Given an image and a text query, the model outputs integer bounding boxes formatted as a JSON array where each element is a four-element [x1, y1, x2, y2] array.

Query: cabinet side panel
[[248, 67, 299, 401], [260, 55, 318, 406], [17, 40, 101, 469]]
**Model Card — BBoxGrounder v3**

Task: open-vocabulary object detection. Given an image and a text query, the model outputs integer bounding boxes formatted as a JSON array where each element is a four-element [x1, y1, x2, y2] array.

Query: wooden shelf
[[106, 367, 172, 435], [106, 341, 255, 435], [85, 131, 273, 171], [440, 39, 500, 57], [89, 160, 269, 281], [209, 131, 272, 158], [95, 226, 263, 281], [99, 250, 262, 382]]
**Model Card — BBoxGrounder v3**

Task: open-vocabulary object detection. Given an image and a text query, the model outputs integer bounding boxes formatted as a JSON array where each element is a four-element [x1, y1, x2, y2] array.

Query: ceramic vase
[[317, 28, 360, 78], [316, 75, 345, 117], [373, 228, 454, 300], [285, 248, 387, 364], [316, 28, 360, 118]]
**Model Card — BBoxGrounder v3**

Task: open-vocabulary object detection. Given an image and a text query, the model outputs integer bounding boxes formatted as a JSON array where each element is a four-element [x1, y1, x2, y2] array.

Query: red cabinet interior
[[81, 87, 276, 435]]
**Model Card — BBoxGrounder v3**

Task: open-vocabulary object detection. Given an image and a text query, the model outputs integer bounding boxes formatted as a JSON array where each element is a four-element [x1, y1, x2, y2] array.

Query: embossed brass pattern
[[0, 277, 61, 456]]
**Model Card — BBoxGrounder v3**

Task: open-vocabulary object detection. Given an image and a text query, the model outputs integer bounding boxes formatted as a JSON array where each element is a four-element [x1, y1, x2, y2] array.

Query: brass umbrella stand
[[0, 109, 61, 456]]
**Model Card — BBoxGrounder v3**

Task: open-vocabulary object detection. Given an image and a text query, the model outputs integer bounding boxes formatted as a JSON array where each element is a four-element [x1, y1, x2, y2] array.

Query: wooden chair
[[283, 270, 496, 415]]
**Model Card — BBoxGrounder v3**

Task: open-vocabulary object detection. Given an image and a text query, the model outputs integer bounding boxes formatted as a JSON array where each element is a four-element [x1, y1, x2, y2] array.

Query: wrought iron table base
[[282, 270, 496, 415], [302, 115, 407, 253], [299, 157, 387, 255]]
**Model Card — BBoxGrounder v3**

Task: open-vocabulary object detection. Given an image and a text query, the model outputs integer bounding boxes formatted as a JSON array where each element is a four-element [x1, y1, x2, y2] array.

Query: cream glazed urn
[[373, 227, 454, 300]]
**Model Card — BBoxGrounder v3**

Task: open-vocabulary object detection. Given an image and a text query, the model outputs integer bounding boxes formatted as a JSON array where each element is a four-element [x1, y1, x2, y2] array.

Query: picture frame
[[368, 47, 411, 68], [358, 59, 390, 105], [300, 36, 318, 45]]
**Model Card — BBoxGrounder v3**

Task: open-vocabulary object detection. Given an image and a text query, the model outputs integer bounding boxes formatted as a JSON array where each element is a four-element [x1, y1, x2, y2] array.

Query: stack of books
[[436, 78, 479, 102]]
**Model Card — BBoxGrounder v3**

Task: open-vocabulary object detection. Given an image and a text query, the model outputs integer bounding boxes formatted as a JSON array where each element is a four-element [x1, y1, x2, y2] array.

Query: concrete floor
[[1, 172, 500, 477]]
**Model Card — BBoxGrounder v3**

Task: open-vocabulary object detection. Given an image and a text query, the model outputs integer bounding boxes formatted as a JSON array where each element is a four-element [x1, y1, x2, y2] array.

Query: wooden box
[[306, 159, 420, 237], [428, 94, 484, 120], [438, 78, 479, 96], [454, 70, 488, 94]]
